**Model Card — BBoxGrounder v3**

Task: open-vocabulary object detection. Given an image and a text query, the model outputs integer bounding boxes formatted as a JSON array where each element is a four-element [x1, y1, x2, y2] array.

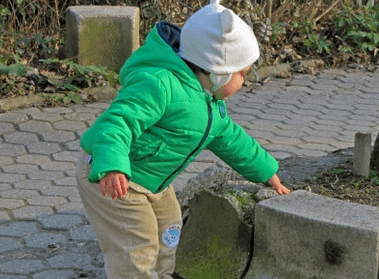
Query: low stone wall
[[175, 164, 379, 279]]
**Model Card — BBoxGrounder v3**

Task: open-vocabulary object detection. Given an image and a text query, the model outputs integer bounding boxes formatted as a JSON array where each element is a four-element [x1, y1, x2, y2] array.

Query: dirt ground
[[279, 148, 379, 208]]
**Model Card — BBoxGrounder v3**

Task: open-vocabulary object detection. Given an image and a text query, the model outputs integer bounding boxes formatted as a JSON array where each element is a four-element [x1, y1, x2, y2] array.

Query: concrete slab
[[247, 190, 379, 279], [64, 6, 140, 72]]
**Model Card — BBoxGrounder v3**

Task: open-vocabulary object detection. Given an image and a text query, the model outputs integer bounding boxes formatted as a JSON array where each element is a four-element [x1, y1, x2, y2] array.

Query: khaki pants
[[76, 150, 182, 279]]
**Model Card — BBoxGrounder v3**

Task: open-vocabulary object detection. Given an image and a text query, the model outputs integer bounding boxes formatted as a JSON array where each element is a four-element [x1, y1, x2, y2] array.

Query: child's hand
[[100, 172, 129, 200], [267, 174, 291, 195]]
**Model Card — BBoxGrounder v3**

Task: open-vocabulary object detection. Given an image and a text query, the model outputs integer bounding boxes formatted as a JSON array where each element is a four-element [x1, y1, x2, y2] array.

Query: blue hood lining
[[156, 21, 181, 53]]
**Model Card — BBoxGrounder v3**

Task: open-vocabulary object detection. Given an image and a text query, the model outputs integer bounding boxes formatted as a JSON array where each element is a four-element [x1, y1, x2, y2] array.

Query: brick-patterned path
[[0, 68, 378, 278]]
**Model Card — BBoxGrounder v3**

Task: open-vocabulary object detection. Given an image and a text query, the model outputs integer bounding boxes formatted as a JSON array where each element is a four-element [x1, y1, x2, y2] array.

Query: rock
[[255, 188, 277, 202], [175, 189, 255, 279], [178, 163, 246, 208]]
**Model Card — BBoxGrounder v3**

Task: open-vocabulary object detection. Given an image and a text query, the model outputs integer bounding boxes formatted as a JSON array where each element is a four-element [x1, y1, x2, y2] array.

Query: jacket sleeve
[[79, 72, 168, 183], [207, 116, 279, 183]]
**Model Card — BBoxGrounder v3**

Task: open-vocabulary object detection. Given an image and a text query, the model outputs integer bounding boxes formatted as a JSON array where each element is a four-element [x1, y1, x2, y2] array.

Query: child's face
[[213, 66, 252, 100]]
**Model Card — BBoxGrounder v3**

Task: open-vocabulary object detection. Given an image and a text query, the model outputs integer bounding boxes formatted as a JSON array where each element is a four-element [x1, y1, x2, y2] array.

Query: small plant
[[333, 3, 379, 54], [332, 168, 344, 175], [42, 92, 83, 104]]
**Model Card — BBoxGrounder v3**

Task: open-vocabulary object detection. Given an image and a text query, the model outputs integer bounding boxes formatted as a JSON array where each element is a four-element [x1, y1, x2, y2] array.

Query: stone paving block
[[37, 214, 82, 230], [67, 195, 82, 202], [12, 206, 54, 220], [0, 274, 28, 279], [70, 225, 96, 241], [0, 112, 28, 123], [47, 252, 92, 268], [258, 113, 290, 122], [65, 170, 76, 177], [11, 107, 40, 114], [42, 107, 74, 114], [0, 211, 10, 223], [40, 186, 79, 197], [259, 108, 289, 116], [0, 198, 25, 209], [0, 237, 22, 253], [302, 136, 341, 146], [55, 202, 85, 215], [65, 140, 81, 151], [249, 190, 379, 279], [272, 130, 306, 138], [0, 123, 15, 135], [54, 176, 78, 186], [26, 142, 61, 154], [27, 170, 65, 180], [15, 154, 51, 165], [18, 120, 52, 133], [40, 161, 76, 171], [0, 156, 14, 168], [2, 164, 39, 174], [194, 150, 219, 163], [3, 132, 39, 144], [40, 130, 76, 143], [297, 143, 336, 151], [0, 143, 26, 156], [0, 189, 39, 199], [228, 113, 260, 122], [13, 180, 52, 190], [63, 112, 96, 123], [0, 222, 38, 237], [52, 151, 78, 162], [33, 270, 75, 279], [53, 120, 87, 131], [65, 5, 140, 72], [24, 232, 67, 248], [267, 137, 302, 145], [30, 111, 64, 122], [0, 183, 12, 191], [27, 196, 67, 206], [184, 162, 214, 174], [0, 259, 45, 274]]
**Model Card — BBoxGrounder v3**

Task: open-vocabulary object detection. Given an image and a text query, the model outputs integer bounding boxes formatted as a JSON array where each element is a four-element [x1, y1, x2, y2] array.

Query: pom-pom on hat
[[178, 0, 260, 76]]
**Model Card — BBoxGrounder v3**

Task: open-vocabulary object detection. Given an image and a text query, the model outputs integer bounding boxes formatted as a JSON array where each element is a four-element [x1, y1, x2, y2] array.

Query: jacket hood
[[119, 21, 203, 91]]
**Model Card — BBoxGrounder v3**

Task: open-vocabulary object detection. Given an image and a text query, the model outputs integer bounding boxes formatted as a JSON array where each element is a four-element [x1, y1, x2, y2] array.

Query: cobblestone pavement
[[0, 68, 378, 278]]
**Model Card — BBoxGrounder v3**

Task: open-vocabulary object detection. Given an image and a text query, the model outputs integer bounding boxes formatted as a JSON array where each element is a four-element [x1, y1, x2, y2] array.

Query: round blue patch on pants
[[162, 224, 181, 248]]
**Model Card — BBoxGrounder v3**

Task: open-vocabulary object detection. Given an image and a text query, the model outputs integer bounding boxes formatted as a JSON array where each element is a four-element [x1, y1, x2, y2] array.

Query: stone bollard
[[175, 190, 255, 279], [64, 6, 140, 73], [353, 132, 371, 176]]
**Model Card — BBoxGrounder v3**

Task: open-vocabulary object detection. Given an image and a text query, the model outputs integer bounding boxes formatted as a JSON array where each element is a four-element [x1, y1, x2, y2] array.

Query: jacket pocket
[[130, 141, 165, 162]]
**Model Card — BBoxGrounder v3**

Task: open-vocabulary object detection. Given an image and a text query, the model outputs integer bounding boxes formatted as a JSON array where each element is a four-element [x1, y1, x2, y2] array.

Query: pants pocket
[[76, 149, 91, 180]]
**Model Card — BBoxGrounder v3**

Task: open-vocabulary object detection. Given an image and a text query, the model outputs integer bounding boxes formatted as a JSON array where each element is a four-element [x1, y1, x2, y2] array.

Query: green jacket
[[80, 21, 279, 193]]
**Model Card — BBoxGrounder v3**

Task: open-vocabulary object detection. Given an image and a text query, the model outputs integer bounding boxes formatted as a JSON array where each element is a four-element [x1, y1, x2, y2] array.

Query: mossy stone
[[175, 190, 254, 279]]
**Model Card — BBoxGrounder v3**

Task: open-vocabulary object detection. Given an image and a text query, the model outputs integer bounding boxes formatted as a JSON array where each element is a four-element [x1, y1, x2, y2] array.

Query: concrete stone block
[[64, 6, 140, 72], [353, 132, 371, 176], [247, 190, 379, 279]]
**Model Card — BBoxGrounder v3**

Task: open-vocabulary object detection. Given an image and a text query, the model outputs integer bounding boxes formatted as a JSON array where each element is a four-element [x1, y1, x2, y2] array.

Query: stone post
[[64, 6, 140, 73], [353, 132, 371, 177]]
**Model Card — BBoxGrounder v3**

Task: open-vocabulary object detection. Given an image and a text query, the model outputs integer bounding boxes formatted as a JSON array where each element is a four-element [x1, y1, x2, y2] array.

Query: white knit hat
[[178, 0, 260, 91]]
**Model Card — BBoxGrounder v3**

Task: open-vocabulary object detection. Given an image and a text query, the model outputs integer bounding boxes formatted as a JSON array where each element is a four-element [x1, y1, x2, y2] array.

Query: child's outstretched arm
[[267, 174, 290, 195], [100, 172, 129, 200]]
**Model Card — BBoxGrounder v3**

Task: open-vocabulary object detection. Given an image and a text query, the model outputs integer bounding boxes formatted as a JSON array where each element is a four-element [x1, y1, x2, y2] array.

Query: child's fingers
[[113, 174, 126, 198], [100, 172, 128, 200], [118, 175, 129, 196], [99, 179, 108, 197]]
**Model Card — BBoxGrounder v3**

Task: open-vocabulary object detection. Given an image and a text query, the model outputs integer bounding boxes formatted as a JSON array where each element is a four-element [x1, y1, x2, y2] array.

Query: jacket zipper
[[156, 101, 213, 192]]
